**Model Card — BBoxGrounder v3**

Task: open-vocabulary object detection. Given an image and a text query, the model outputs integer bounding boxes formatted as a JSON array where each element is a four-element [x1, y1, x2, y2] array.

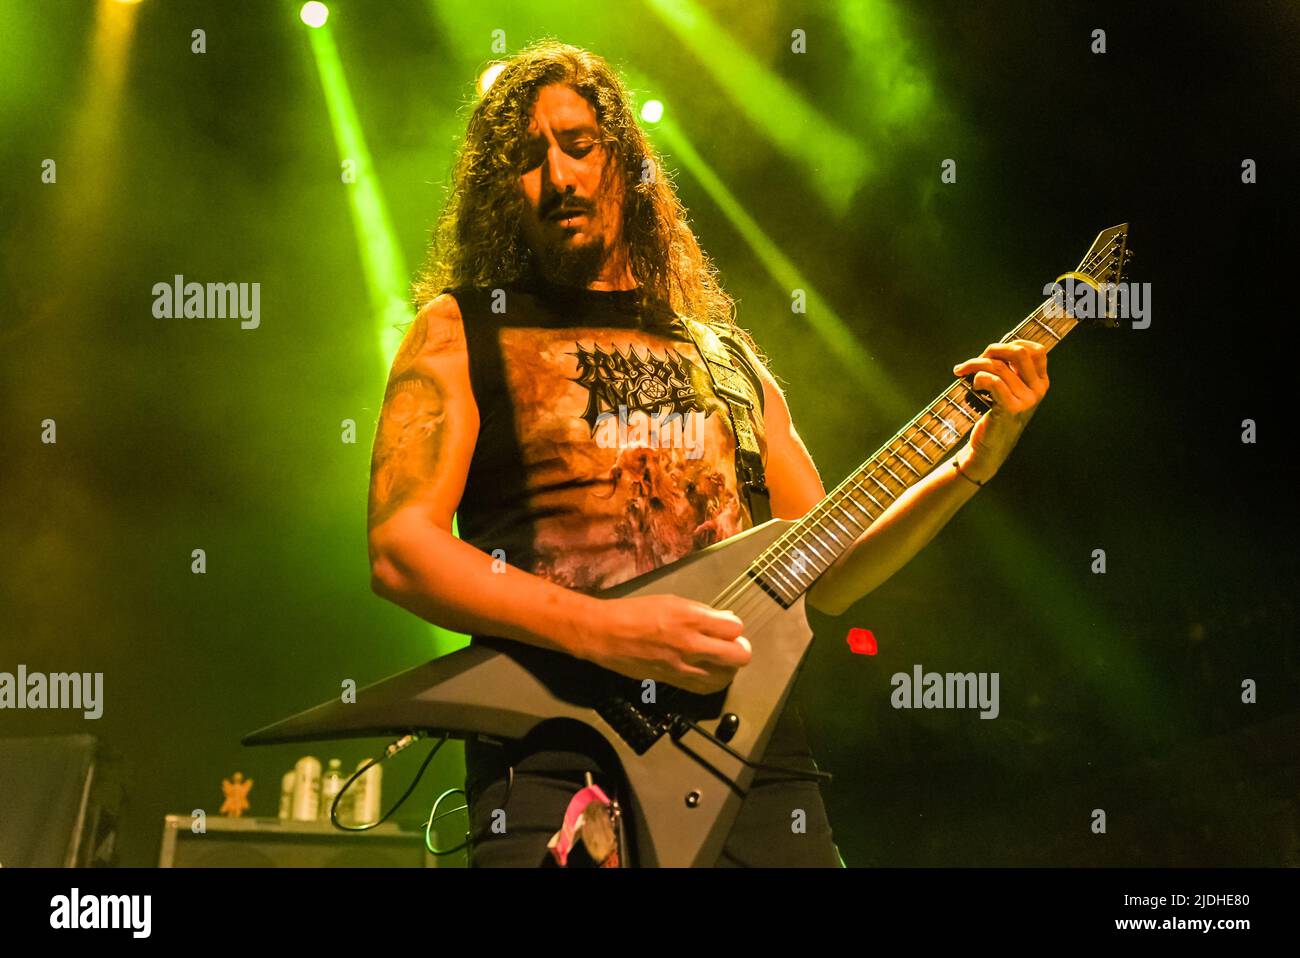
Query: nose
[[543, 142, 579, 195]]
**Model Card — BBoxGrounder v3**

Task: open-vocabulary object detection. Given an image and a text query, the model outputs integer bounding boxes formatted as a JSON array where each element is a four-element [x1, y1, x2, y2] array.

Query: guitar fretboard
[[744, 297, 1082, 609]]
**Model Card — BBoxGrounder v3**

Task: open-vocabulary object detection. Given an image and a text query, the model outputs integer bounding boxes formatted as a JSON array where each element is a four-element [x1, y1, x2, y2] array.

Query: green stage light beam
[[644, 0, 873, 216], [837, 0, 936, 131], [651, 111, 911, 419], [306, 20, 411, 364], [50, 0, 140, 239], [306, 18, 468, 656]]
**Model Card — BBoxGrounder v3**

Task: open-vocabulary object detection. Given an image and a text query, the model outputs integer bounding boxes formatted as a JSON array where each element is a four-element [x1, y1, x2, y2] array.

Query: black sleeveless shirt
[[447, 277, 768, 595]]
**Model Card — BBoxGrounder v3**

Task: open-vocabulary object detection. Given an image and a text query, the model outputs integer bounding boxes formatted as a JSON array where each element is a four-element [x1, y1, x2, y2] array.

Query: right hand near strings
[[580, 594, 751, 695]]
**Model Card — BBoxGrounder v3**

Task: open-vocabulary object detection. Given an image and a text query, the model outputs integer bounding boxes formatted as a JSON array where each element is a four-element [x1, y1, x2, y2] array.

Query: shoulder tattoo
[[368, 373, 448, 527]]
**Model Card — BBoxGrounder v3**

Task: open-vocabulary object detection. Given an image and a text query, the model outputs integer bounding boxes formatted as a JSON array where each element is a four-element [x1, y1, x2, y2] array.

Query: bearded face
[[516, 84, 626, 287]]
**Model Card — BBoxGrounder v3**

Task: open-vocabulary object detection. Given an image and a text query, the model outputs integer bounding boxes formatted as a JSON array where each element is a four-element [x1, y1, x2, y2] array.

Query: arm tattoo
[[391, 309, 467, 377], [425, 314, 467, 353], [367, 372, 448, 528]]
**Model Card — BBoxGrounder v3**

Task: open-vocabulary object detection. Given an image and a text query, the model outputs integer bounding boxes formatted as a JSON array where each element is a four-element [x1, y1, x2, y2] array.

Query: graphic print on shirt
[[570, 342, 706, 433], [499, 326, 766, 593]]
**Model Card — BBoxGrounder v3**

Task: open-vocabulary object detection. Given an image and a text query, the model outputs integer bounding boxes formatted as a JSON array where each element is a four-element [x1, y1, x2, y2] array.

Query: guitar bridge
[[595, 692, 675, 754]]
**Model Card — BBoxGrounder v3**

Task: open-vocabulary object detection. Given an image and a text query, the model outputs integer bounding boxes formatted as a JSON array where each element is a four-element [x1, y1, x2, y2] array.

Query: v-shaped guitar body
[[243, 517, 817, 867]]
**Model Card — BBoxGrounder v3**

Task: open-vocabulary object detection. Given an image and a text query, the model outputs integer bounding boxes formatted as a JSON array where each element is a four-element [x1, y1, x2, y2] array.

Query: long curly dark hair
[[413, 40, 752, 345]]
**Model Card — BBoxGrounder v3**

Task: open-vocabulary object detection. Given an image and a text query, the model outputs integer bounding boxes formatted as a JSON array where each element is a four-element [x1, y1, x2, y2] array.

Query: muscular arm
[[366, 294, 603, 655]]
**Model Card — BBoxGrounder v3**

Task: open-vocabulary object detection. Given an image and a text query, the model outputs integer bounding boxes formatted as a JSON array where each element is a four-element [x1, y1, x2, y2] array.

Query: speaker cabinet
[[0, 734, 119, 868], [159, 816, 454, 867]]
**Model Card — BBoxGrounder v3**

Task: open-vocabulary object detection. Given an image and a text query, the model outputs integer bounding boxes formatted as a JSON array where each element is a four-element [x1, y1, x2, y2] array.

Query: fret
[[745, 569, 792, 608], [847, 475, 878, 512], [879, 460, 906, 485], [826, 511, 854, 538], [1030, 314, 1062, 340], [946, 398, 977, 422], [927, 411, 963, 446], [890, 448, 924, 476], [845, 485, 881, 516], [785, 565, 813, 588], [763, 564, 800, 596], [795, 538, 825, 565], [917, 425, 944, 448], [903, 436, 934, 464], [806, 527, 835, 554], [1013, 322, 1046, 346], [866, 473, 895, 500], [812, 520, 843, 547]]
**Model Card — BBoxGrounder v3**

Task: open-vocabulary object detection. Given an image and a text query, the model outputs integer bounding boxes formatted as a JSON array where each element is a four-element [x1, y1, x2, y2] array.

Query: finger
[[981, 342, 1039, 389], [687, 634, 752, 668], [1019, 339, 1049, 381], [694, 606, 744, 639], [954, 358, 1034, 404], [971, 369, 1021, 409], [978, 342, 1046, 392], [672, 656, 738, 695], [1000, 340, 1048, 389]]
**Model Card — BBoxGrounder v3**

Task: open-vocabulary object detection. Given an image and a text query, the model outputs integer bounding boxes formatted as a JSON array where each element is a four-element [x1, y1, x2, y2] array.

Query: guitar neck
[[743, 299, 1081, 610]]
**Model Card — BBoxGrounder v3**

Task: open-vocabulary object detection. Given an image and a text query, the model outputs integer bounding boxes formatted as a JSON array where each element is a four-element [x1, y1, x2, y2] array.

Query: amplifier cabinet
[[158, 816, 456, 867]]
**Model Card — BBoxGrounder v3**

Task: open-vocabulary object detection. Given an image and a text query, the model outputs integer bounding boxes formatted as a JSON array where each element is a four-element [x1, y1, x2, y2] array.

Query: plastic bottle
[[350, 758, 382, 826], [319, 759, 344, 822], [291, 756, 321, 821], [277, 770, 295, 819]]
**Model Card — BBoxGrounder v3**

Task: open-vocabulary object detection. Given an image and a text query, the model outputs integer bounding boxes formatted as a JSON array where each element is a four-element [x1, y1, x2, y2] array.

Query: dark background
[[1, 0, 1296, 867]]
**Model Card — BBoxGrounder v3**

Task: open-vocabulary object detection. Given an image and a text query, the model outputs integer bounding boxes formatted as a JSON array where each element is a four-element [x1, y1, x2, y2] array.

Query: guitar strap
[[679, 316, 772, 526]]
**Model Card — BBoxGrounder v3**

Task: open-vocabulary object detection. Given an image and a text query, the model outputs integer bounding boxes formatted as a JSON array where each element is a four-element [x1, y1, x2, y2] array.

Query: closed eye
[[518, 135, 599, 171]]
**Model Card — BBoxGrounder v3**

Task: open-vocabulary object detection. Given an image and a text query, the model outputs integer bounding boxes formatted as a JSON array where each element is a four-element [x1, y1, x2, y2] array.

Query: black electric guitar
[[244, 225, 1131, 866]]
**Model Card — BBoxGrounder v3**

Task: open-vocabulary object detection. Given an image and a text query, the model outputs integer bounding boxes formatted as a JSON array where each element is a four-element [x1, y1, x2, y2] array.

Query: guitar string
[[704, 242, 1125, 638]]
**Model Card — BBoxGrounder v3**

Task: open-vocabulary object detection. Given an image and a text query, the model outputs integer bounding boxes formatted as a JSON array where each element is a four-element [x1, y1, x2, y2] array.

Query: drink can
[[351, 758, 382, 826], [291, 756, 321, 821], [277, 770, 295, 819]]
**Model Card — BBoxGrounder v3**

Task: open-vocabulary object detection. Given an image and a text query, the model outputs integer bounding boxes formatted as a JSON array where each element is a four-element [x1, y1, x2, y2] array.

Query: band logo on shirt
[[570, 342, 707, 434]]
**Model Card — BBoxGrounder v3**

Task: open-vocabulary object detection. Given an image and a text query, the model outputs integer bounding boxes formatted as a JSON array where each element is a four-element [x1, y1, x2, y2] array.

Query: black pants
[[463, 702, 843, 867]]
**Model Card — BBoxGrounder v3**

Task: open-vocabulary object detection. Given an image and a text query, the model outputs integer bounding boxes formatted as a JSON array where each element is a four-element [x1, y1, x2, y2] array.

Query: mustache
[[542, 196, 594, 219]]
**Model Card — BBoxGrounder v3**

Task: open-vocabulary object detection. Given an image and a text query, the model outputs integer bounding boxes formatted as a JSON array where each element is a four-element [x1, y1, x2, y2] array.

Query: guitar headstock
[[1066, 223, 1132, 328]]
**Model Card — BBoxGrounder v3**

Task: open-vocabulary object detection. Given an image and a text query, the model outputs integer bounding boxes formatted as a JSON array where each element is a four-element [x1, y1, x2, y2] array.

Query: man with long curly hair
[[366, 41, 1049, 866]]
